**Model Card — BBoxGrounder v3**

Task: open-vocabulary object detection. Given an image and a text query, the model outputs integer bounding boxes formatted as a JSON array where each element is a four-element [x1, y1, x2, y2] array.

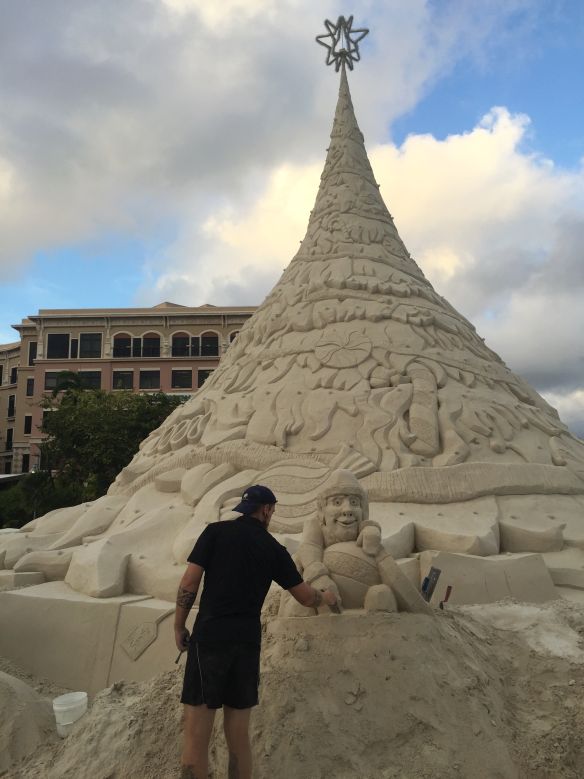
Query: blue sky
[[392, 5, 584, 168], [0, 238, 148, 341], [0, 0, 583, 432]]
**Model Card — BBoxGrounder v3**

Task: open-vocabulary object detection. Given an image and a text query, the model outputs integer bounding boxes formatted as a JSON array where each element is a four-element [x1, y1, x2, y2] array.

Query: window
[[142, 334, 160, 358], [10, 367, 17, 384], [197, 369, 214, 388], [21, 454, 30, 473], [172, 369, 192, 389], [6, 428, 13, 451], [44, 372, 60, 391], [26, 378, 34, 397], [172, 334, 190, 357], [70, 338, 78, 359], [28, 341, 37, 366], [24, 415, 32, 435], [79, 333, 102, 358], [112, 371, 133, 390], [0, 366, 3, 384], [78, 371, 101, 389], [4, 462, 11, 474], [201, 333, 219, 356], [132, 338, 142, 357], [47, 333, 70, 359], [139, 370, 160, 390], [229, 331, 239, 343], [170, 334, 202, 357], [113, 335, 131, 358], [7, 395, 15, 417]]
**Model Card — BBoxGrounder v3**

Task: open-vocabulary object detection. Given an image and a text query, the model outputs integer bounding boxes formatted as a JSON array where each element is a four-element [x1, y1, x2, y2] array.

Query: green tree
[[40, 389, 186, 500], [0, 471, 83, 529], [51, 370, 85, 396]]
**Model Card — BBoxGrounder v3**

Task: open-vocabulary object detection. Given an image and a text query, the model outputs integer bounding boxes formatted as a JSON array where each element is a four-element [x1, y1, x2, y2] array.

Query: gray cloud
[[438, 217, 584, 398], [0, 0, 536, 272]]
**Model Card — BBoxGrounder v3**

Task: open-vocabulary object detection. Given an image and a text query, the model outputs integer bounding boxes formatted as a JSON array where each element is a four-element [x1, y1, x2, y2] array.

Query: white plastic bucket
[[52, 691, 88, 737]]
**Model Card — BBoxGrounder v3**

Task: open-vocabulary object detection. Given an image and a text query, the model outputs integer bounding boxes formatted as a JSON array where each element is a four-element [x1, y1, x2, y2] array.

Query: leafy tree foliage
[[0, 472, 83, 529], [40, 389, 186, 501], [50, 369, 86, 396]]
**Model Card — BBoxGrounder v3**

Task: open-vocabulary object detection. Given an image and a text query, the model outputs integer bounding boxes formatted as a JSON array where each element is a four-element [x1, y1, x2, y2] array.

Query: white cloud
[[370, 108, 584, 309], [0, 155, 13, 200], [161, 0, 276, 25]]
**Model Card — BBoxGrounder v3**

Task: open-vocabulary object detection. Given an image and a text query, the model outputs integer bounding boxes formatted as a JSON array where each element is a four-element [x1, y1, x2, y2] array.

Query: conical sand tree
[[114, 65, 584, 508]]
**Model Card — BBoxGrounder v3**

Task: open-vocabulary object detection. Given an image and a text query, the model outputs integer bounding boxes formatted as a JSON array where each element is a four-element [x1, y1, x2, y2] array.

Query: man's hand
[[175, 627, 190, 652], [312, 575, 342, 610], [288, 581, 341, 612]]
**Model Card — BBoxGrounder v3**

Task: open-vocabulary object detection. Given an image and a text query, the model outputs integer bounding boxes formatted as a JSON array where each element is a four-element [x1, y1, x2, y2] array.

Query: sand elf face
[[322, 493, 363, 545]]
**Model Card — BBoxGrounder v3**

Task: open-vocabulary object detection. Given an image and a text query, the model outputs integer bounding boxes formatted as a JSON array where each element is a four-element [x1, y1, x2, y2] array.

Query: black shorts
[[181, 641, 260, 709]]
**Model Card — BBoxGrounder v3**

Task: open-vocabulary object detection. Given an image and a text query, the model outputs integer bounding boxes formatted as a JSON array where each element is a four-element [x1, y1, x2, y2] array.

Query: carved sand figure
[[280, 469, 432, 615], [1, 14, 584, 694]]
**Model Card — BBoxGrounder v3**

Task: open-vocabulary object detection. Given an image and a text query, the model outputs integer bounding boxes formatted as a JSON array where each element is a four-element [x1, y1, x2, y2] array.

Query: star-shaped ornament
[[316, 15, 369, 72]]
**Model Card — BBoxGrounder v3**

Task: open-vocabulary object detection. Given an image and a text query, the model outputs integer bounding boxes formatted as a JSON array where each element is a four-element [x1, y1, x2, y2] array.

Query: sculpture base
[[0, 581, 187, 695]]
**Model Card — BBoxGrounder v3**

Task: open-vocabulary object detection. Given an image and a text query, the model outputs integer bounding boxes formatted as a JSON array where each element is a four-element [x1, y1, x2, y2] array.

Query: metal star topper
[[316, 15, 369, 72]]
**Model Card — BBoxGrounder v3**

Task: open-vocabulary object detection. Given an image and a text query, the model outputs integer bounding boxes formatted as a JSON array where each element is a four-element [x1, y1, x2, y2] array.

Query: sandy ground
[[3, 597, 584, 778]]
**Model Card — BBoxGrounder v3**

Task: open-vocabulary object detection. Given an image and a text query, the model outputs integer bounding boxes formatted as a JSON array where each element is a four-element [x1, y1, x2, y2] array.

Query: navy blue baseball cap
[[233, 485, 277, 514]]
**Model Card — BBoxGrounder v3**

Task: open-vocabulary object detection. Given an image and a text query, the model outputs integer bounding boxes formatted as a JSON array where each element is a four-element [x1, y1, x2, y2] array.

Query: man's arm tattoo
[[311, 588, 323, 608], [228, 752, 240, 779], [176, 586, 196, 610]]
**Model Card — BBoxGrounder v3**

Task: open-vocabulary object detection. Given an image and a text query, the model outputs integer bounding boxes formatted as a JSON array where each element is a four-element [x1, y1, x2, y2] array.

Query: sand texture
[[3, 599, 584, 778]]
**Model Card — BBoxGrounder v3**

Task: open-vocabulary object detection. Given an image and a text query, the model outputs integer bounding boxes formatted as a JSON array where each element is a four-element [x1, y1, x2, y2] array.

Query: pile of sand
[[4, 600, 584, 778], [0, 672, 55, 774]]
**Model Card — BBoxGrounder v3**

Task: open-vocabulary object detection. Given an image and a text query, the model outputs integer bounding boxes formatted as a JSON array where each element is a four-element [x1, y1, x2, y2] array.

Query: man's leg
[[181, 703, 216, 778], [223, 706, 252, 779]]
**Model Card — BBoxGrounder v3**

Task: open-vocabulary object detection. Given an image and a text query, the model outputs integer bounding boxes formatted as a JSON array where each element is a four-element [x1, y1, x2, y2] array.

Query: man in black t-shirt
[[174, 484, 338, 779]]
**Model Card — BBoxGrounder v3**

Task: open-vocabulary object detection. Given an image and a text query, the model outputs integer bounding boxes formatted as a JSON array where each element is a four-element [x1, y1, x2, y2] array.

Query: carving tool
[[175, 636, 190, 664], [319, 588, 342, 614], [439, 585, 453, 610]]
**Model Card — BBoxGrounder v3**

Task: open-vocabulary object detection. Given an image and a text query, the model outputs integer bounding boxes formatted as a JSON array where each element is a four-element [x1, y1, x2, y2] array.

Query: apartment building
[[0, 341, 21, 475], [0, 301, 255, 474]]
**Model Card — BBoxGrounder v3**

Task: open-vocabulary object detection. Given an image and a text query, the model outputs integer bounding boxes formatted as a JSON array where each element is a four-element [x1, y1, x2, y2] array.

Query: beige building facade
[[1, 301, 255, 474], [0, 341, 21, 475]]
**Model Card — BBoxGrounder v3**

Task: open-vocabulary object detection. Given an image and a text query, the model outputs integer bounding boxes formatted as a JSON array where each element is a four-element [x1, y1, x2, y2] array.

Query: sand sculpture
[[1, 17, 584, 689], [279, 469, 432, 615]]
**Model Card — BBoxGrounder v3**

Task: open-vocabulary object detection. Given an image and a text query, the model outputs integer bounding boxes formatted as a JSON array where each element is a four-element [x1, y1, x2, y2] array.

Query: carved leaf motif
[[315, 330, 372, 368]]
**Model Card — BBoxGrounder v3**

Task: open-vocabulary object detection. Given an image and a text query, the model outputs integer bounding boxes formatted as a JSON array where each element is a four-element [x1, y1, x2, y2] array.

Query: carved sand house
[[3, 39, 584, 691]]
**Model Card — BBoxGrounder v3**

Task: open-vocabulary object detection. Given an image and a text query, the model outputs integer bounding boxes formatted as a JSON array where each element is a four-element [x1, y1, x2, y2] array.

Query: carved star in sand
[[316, 15, 369, 72]]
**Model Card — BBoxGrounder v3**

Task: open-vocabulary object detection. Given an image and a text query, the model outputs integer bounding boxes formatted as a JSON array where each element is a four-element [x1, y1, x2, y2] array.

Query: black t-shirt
[[187, 515, 303, 646]]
